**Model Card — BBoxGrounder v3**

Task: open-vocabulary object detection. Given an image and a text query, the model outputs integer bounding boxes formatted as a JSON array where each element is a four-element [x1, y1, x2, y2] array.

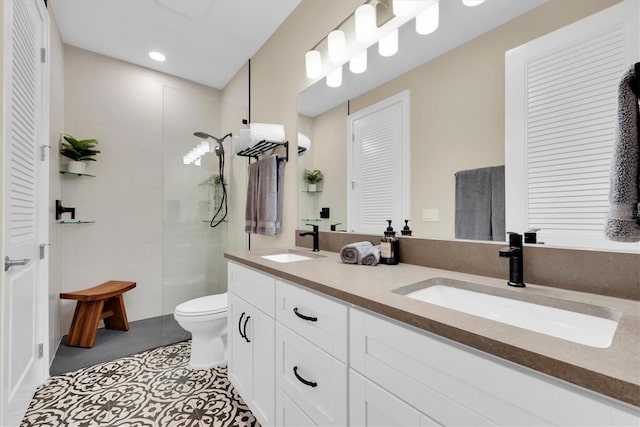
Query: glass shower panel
[[162, 86, 227, 315]]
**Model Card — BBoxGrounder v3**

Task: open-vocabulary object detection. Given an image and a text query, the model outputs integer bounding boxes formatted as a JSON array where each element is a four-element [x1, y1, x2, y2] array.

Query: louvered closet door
[[2, 0, 48, 425], [348, 92, 409, 234], [505, 0, 639, 250]]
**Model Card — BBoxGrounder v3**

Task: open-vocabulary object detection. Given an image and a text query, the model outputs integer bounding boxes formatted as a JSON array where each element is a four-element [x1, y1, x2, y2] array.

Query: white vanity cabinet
[[275, 280, 348, 426], [227, 262, 276, 427], [350, 307, 639, 427]]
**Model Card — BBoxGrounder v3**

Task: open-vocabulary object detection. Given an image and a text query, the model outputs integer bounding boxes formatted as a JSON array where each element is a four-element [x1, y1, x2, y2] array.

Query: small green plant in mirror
[[304, 169, 323, 192], [304, 169, 323, 184], [60, 134, 100, 162]]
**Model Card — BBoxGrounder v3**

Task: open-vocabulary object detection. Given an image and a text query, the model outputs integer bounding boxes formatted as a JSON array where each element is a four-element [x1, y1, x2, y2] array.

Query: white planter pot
[[308, 184, 317, 192], [67, 160, 86, 174]]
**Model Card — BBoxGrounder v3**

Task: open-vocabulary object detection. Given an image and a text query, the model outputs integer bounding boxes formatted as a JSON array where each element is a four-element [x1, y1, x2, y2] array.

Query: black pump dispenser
[[401, 219, 412, 236], [380, 220, 399, 265]]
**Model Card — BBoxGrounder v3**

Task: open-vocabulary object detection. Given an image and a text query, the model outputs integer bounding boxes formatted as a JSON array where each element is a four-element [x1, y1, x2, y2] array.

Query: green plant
[[304, 169, 323, 184], [60, 134, 100, 162]]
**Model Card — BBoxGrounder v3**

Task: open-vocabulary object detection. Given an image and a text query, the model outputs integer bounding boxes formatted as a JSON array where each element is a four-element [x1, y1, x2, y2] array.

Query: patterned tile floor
[[22, 341, 260, 427]]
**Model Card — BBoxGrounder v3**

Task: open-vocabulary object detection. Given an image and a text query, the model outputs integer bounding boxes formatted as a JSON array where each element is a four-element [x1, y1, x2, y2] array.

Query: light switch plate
[[422, 208, 439, 222]]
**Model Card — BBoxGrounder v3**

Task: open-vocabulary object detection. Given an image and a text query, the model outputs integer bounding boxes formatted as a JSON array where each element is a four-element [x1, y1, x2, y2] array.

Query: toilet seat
[[175, 293, 227, 317]]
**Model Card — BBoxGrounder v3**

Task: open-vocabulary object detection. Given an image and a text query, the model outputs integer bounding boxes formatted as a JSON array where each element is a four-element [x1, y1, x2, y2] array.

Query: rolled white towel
[[298, 132, 311, 156], [250, 123, 286, 143], [233, 130, 252, 154], [361, 245, 381, 266]]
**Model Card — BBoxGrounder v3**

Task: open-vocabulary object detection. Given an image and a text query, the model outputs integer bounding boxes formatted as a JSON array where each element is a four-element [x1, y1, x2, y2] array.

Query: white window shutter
[[505, 0, 639, 250]]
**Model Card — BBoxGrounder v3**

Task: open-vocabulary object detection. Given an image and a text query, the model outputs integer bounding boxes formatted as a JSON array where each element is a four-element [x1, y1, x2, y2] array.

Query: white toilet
[[174, 293, 228, 369]]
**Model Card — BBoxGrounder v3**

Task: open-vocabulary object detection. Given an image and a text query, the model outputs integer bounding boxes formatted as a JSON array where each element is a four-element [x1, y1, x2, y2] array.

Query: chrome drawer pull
[[293, 307, 317, 322], [293, 366, 317, 388]]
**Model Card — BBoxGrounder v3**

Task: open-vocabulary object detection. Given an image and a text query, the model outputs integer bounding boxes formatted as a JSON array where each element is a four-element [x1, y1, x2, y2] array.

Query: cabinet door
[[228, 292, 276, 427], [228, 293, 252, 397], [350, 370, 441, 427], [276, 323, 347, 426], [276, 386, 317, 427]]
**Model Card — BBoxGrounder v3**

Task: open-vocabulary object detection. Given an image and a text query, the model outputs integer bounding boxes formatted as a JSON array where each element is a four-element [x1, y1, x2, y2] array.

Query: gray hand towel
[[245, 155, 283, 236], [455, 167, 493, 241], [361, 245, 381, 266], [605, 66, 640, 242], [340, 241, 373, 264]]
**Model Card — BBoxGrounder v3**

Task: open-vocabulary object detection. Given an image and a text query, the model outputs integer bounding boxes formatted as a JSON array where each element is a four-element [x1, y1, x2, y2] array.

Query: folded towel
[[245, 155, 283, 235], [361, 245, 381, 266], [605, 66, 640, 242], [298, 132, 311, 156], [340, 241, 373, 264]]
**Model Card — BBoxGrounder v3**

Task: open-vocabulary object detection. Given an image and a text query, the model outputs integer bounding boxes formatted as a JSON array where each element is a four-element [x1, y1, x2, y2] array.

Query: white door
[[348, 91, 410, 234], [2, 0, 49, 425]]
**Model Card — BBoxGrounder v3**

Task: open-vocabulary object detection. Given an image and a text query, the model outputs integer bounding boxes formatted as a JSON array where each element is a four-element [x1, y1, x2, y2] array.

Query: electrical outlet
[[422, 208, 439, 222]]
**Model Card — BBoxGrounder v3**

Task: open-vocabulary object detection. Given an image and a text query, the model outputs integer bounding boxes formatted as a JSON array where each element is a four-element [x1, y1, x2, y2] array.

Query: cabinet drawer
[[276, 387, 316, 427], [228, 261, 275, 316], [350, 308, 638, 426], [276, 280, 348, 362], [350, 370, 441, 427], [276, 323, 347, 426]]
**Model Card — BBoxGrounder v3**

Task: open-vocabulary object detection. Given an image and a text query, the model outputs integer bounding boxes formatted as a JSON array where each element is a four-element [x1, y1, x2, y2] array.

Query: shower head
[[193, 131, 232, 157]]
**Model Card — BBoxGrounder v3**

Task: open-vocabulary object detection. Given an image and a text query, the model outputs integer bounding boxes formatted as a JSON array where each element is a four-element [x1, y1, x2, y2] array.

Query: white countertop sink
[[397, 279, 619, 349], [260, 250, 326, 263]]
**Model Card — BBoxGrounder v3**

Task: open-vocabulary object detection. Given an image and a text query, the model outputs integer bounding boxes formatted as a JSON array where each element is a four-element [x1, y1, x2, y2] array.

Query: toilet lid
[[175, 293, 227, 317]]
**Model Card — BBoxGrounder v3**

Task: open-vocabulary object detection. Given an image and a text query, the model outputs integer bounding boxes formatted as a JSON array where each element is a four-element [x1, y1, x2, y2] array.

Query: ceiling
[[51, 0, 301, 89]]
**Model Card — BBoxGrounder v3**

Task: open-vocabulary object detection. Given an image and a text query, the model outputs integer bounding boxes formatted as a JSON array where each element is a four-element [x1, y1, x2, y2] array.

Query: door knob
[[4, 256, 31, 272]]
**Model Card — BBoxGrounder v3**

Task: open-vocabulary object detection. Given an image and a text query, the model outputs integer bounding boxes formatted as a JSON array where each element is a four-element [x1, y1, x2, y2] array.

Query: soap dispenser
[[380, 220, 399, 265], [401, 219, 412, 236]]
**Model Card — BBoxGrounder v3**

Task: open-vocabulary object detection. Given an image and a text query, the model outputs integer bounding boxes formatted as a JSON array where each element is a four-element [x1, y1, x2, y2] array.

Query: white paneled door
[[2, 0, 50, 425]]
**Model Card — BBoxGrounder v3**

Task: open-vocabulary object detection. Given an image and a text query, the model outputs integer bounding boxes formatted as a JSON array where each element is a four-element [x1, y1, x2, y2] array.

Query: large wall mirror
[[297, 0, 640, 253]]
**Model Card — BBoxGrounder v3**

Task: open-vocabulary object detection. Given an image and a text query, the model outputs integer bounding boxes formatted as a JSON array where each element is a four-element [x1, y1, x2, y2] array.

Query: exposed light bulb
[[378, 29, 398, 57], [416, 1, 439, 35], [355, 4, 376, 44], [392, 0, 421, 17], [148, 51, 166, 62], [305, 50, 322, 79], [462, 0, 485, 6], [326, 66, 342, 87], [350, 50, 367, 74], [328, 30, 346, 63]]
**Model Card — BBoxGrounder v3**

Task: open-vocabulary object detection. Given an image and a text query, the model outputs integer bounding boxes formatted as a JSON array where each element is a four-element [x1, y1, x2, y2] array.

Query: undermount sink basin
[[261, 250, 326, 263], [394, 278, 620, 348]]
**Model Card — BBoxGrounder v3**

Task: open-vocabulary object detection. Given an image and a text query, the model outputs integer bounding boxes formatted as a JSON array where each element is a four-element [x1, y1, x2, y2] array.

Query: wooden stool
[[60, 280, 136, 348]]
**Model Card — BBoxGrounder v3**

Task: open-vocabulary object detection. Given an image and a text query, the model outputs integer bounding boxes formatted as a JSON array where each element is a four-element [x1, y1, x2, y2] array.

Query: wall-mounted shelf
[[60, 170, 96, 178], [237, 140, 289, 162], [59, 220, 95, 224], [302, 190, 322, 193], [301, 218, 322, 222]]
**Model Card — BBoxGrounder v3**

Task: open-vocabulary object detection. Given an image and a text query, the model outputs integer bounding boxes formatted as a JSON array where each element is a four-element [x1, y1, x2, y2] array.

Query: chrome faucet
[[499, 232, 525, 287], [299, 224, 320, 252]]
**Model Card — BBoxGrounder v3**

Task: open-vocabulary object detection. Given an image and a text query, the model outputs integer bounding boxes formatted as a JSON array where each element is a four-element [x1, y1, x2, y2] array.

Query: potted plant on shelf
[[304, 168, 323, 192], [60, 134, 100, 174]]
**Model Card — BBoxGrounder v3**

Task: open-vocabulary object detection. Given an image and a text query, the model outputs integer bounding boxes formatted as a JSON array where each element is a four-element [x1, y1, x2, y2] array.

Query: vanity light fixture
[[326, 66, 343, 87], [148, 51, 166, 62], [462, 0, 485, 6], [416, 1, 439, 35], [378, 28, 398, 57], [328, 30, 347, 63], [305, 50, 322, 79], [350, 50, 367, 74], [355, 4, 376, 43]]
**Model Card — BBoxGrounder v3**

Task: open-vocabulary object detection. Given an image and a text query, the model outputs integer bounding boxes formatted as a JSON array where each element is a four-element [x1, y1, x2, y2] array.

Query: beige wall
[[345, 0, 620, 239], [48, 6, 65, 362], [248, 0, 361, 249], [61, 45, 222, 330], [221, 62, 249, 253]]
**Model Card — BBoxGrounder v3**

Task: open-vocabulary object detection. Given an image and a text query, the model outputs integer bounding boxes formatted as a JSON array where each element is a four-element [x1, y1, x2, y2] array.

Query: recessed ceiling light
[[148, 51, 166, 62]]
